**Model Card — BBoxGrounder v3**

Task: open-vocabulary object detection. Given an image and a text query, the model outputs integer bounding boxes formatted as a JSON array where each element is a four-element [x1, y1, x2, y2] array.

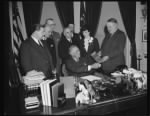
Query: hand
[[91, 51, 96, 57], [97, 51, 102, 57], [102, 56, 109, 62], [91, 63, 101, 69]]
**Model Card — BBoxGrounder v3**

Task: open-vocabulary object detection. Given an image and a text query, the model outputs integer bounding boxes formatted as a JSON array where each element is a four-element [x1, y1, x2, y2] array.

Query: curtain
[[55, 1, 74, 28], [80, 1, 87, 28], [22, 1, 43, 37], [86, 1, 102, 36], [118, 1, 137, 69]]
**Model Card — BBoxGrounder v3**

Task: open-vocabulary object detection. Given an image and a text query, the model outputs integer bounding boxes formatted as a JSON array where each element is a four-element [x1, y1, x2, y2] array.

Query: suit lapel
[[29, 38, 49, 61]]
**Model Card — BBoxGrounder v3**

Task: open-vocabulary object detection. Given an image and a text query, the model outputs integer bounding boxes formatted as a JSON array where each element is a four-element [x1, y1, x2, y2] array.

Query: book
[[40, 80, 49, 106], [48, 79, 58, 106], [40, 79, 58, 106], [46, 79, 57, 106], [52, 82, 64, 107]]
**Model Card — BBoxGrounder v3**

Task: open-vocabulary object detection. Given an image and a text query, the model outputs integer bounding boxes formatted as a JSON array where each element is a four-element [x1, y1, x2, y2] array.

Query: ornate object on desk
[[111, 66, 147, 95]]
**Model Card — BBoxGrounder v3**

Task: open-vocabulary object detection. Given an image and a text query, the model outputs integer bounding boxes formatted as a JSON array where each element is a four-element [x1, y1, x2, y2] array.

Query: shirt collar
[[31, 35, 39, 45], [66, 38, 72, 43]]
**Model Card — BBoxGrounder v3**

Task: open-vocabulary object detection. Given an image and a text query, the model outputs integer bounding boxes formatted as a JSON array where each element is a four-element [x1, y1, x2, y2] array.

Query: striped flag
[[9, 1, 27, 86], [80, 1, 86, 29]]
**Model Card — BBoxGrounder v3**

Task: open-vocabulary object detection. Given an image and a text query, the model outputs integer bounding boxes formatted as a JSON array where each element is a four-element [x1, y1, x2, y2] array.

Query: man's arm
[[66, 59, 89, 73], [66, 59, 101, 73], [20, 43, 32, 74]]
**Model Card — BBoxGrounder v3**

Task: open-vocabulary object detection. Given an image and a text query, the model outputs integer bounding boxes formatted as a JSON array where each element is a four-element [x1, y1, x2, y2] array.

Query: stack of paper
[[25, 96, 40, 109], [40, 79, 58, 106], [81, 75, 102, 81], [23, 70, 45, 86]]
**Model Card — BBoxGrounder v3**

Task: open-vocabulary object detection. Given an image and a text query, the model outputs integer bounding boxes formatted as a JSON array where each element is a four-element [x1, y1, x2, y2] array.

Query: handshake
[[89, 63, 101, 70]]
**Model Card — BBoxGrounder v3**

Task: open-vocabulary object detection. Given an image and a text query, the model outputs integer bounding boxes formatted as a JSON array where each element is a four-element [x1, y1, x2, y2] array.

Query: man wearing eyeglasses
[[43, 18, 61, 76]]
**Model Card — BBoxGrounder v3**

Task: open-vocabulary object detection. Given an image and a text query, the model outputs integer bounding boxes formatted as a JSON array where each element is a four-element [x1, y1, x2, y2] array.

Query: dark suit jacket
[[80, 37, 100, 63], [72, 32, 81, 49], [65, 56, 94, 77], [58, 35, 79, 64], [20, 37, 54, 78], [101, 29, 126, 73], [80, 37, 100, 57], [42, 31, 61, 75]]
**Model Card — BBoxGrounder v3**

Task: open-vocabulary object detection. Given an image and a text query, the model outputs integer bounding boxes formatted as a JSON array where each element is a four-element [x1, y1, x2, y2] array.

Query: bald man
[[65, 45, 101, 77], [42, 18, 61, 76], [100, 18, 126, 74], [68, 23, 81, 48], [58, 27, 79, 64]]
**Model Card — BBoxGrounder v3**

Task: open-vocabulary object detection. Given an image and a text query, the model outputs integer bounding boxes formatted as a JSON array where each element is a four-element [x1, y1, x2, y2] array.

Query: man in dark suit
[[100, 18, 126, 74], [66, 45, 101, 77], [58, 27, 79, 64], [42, 18, 61, 76], [20, 24, 54, 78], [58, 27, 80, 76], [68, 23, 81, 48]]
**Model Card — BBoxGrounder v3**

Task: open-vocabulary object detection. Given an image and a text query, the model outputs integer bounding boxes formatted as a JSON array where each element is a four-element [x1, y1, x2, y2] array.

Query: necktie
[[38, 40, 43, 47]]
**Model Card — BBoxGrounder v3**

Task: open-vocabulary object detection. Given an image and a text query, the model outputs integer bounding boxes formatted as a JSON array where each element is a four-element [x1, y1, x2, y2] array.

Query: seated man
[[65, 45, 101, 77]]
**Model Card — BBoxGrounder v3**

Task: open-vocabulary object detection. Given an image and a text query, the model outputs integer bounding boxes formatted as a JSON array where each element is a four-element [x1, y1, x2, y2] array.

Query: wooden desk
[[22, 90, 147, 115]]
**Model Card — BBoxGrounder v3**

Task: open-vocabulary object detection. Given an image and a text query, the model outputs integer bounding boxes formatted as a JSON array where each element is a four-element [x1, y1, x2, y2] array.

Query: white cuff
[[88, 65, 91, 71]]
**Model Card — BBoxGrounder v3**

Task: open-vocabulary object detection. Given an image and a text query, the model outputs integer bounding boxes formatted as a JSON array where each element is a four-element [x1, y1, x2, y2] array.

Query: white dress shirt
[[31, 36, 43, 46]]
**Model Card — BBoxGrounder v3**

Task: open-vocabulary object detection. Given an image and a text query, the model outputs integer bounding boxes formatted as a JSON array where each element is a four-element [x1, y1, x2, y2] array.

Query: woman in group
[[79, 25, 100, 64]]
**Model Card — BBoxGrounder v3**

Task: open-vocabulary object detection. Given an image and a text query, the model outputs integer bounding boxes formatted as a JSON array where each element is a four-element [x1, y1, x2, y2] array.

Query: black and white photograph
[[4, 1, 148, 115], [142, 29, 147, 42]]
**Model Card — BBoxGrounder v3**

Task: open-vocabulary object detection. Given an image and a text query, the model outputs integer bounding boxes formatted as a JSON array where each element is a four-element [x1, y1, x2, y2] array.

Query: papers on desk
[[23, 70, 45, 86], [81, 75, 102, 81], [25, 96, 40, 109]]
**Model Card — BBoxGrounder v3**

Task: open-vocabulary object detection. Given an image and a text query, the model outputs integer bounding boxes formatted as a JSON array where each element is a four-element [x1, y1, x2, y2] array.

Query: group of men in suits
[[20, 17, 126, 79]]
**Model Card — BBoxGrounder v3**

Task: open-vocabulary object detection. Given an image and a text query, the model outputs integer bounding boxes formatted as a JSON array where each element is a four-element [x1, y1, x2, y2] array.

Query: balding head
[[45, 18, 56, 31], [68, 23, 74, 32], [106, 18, 118, 34], [69, 45, 80, 61], [44, 25, 53, 38], [63, 27, 72, 39]]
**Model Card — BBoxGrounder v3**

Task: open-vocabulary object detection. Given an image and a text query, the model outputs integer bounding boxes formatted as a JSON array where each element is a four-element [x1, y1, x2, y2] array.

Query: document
[[81, 75, 102, 81]]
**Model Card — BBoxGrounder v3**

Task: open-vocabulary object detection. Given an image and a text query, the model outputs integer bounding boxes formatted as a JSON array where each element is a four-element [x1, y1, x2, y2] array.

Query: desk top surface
[[24, 90, 147, 115]]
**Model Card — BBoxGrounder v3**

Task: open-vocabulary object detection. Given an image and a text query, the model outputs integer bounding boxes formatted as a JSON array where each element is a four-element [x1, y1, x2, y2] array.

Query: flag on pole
[[9, 1, 27, 86], [80, 1, 86, 29]]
